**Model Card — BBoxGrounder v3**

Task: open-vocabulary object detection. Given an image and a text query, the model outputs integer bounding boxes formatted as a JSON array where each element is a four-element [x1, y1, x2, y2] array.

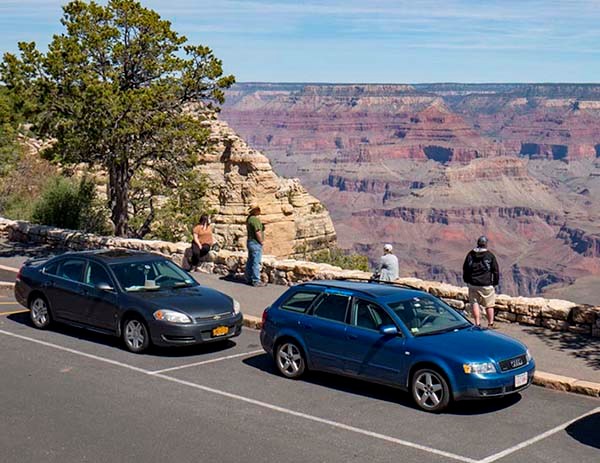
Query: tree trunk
[[109, 160, 130, 236]]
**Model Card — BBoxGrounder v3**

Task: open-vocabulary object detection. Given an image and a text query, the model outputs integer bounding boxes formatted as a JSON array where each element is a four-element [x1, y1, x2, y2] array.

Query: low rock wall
[[2, 217, 599, 337]]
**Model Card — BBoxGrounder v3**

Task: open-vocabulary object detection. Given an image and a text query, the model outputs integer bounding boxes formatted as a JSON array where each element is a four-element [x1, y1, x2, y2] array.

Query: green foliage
[[310, 247, 369, 272], [1, 0, 234, 236], [0, 87, 21, 175], [31, 176, 109, 233]]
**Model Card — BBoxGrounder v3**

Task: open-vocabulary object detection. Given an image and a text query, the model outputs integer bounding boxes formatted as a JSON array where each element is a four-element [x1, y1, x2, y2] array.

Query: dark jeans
[[191, 242, 210, 266]]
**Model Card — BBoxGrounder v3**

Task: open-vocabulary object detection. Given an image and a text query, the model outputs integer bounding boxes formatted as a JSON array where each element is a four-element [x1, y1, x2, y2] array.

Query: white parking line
[[148, 349, 264, 374], [479, 405, 600, 463], [1, 328, 597, 463]]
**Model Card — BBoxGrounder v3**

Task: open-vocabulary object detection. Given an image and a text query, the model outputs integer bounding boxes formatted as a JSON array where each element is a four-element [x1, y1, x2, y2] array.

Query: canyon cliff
[[221, 83, 600, 302]]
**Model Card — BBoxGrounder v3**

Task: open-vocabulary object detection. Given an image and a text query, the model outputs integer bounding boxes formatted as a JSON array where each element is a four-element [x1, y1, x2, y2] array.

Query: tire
[[122, 317, 151, 353], [275, 340, 306, 379], [411, 368, 451, 413], [29, 295, 52, 329]]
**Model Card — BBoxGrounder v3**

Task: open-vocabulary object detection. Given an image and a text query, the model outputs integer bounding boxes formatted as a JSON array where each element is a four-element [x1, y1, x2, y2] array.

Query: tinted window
[[312, 294, 349, 323], [57, 259, 85, 283], [44, 262, 58, 275], [85, 262, 112, 287], [352, 299, 395, 331], [280, 291, 320, 313]]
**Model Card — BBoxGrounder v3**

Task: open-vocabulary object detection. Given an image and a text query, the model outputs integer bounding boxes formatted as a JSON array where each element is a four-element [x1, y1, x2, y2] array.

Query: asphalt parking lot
[[1, 297, 598, 463]]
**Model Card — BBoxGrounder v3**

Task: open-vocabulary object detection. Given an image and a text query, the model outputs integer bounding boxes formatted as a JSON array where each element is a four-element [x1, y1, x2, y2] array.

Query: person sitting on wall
[[189, 214, 213, 271], [373, 244, 399, 282]]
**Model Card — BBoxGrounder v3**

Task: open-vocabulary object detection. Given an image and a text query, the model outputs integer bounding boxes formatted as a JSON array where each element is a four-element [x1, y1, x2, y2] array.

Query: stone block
[[572, 380, 600, 397], [442, 298, 464, 310], [516, 314, 541, 326], [592, 327, 600, 338], [496, 311, 517, 322], [533, 372, 576, 392], [541, 318, 569, 331], [572, 306, 600, 324]]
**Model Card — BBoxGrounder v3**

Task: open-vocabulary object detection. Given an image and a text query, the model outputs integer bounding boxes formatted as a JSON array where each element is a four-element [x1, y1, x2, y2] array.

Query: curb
[[241, 315, 600, 399], [0, 264, 19, 273]]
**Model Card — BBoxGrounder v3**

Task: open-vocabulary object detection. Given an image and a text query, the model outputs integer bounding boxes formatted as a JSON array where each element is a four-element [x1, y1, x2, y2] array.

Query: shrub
[[31, 176, 109, 233], [310, 247, 369, 272]]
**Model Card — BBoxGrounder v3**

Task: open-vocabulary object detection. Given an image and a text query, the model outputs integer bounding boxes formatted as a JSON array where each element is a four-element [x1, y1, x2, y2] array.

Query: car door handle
[[41, 281, 54, 288], [298, 321, 313, 330], [347, 334, 358, 340]]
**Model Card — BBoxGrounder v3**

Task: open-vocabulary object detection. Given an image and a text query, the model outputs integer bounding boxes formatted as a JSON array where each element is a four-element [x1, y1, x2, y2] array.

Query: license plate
[[514, 372, 528, 388], [212, 326, 229, 337]]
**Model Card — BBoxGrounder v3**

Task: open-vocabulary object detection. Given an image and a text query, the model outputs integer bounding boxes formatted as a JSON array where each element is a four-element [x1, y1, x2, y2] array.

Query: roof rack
[[332, 276, 423, 292]]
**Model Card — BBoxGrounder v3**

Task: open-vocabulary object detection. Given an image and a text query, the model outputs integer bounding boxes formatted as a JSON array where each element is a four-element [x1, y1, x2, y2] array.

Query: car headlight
[[463, 362, 497, 374], [525, 349, 532, 363], [153, 309, 192, 324], [233, 299, 241, 314]]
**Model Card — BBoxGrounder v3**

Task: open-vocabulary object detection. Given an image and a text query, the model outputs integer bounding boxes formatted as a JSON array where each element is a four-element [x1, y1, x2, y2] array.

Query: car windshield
[[110, 259, 196, 292], [387, 295, 470, 336]]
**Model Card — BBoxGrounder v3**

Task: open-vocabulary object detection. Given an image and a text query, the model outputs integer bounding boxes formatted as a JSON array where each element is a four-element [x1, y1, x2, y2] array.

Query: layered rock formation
[[196, 119, 336, 258], [221, 83, 600, 300]]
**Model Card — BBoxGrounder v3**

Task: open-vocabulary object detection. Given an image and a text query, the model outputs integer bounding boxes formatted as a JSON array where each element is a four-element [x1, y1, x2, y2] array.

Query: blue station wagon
[[260, 280, 535, 412]]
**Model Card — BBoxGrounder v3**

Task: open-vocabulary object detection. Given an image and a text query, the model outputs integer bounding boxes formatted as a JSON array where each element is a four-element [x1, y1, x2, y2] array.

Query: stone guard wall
[[2, 217, 598, 338]]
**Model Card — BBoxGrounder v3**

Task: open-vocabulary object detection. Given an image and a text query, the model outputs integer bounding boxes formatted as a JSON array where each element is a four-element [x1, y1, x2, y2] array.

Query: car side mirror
[[379, 324, 399, 336], [96, 282, 114, 292]]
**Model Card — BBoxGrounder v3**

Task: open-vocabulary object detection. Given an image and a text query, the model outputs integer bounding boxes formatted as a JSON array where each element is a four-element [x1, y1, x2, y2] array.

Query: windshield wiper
[[173, 281, 194, 288], [416, 325, 468, 337]]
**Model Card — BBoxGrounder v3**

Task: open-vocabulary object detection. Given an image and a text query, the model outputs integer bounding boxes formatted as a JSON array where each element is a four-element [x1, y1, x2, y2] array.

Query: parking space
[[1, 308, 598, 463]]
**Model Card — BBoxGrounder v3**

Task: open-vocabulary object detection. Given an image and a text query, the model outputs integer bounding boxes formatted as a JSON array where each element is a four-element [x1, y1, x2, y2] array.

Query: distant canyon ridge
[[220, 83, 600, 303]]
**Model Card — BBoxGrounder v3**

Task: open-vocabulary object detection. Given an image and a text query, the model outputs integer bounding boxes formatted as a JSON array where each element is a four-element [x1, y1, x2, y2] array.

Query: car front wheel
[[30, 296, 52, 329], [122, 318, 150, 353], [411, 368, 451, 413], [275, 340, 306, 379]]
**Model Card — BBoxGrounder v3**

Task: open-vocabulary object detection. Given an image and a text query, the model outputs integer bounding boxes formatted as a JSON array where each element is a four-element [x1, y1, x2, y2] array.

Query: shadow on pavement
[[7, 312, 238, 358], [565, 412, 600, 450], [522, 326, 600, 371], [219, 273, 252, 286], [242, 353, 521, 415]]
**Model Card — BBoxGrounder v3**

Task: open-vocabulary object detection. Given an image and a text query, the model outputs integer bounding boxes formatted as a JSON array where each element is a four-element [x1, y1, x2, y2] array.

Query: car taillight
[[16, 267, 23, 282], [262, 307, 269, 324]]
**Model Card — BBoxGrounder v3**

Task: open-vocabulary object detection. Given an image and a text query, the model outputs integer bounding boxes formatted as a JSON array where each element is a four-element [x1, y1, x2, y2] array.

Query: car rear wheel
[[275, 340, 306, 379], [123, 318, 150, 353], [30, 296, 52, 329], [411, 368, 450, 413]]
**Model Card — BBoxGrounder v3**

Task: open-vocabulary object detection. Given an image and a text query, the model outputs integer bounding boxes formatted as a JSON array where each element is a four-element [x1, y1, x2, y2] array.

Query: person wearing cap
[[373, 244, 399, 282], [245, 203, 267, 287], [462, 236, 500, 329]]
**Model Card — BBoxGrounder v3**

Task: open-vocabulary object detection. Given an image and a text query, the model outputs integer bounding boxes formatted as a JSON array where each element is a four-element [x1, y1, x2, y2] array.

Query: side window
[[57, 259, 85, 283], [280, 291, 320, 313], [353, 299, 395, 331], [312, 294, 350, 323], [44, 262, 59, 275], [85, 262, 112, 287]]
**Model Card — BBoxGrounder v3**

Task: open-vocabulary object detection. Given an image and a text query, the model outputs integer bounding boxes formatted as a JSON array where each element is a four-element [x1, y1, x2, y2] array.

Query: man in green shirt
[[245, 203, 266, 286]]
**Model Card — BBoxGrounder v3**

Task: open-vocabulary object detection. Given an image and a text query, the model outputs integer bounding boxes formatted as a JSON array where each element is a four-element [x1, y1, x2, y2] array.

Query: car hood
[[127, 285, 234, 317], [411, 327, 527, 363]]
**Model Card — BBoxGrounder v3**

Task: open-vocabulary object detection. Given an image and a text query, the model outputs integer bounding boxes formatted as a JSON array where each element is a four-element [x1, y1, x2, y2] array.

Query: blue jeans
[[245, 240, 263, 285]]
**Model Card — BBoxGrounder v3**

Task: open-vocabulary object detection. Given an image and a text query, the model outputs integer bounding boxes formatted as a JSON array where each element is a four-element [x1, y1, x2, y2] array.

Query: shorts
[[468, 285, 496, 308]]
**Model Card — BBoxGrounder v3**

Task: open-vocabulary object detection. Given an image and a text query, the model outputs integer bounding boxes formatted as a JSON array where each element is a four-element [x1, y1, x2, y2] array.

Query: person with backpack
[[462, 236, 500, 329]]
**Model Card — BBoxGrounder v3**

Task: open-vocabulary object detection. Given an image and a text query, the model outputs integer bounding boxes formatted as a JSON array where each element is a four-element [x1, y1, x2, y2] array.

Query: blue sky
[[2, 0, 600, 83]]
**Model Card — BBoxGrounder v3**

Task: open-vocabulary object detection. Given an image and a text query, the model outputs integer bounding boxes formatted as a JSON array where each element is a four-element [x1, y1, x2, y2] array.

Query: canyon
[[220, 83, 600, 303]]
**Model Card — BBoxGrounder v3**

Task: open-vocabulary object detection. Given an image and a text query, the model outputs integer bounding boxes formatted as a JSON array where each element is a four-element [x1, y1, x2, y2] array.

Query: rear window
[[280, 291, 320, 313]]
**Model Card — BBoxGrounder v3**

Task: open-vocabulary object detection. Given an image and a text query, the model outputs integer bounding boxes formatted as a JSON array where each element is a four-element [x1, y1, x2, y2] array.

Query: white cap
[[383, 244, 393, 252]]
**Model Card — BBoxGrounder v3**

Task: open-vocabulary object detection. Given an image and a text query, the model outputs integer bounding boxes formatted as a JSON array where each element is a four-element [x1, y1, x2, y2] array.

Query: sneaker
[[488, 323, 498, 330], [252, 281, 267, 287]]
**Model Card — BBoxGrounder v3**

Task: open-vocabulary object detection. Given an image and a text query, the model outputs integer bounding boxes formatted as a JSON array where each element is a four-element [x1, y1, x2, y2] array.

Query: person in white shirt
[[374, 244, 399, 281]]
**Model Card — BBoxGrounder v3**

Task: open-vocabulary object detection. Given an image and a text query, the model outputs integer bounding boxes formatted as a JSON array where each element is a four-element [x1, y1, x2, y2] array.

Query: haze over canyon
[[220, 83, 600, 304]]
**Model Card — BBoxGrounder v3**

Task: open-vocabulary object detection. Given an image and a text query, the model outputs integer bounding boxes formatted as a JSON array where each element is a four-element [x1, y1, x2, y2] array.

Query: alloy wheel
[[30, 297, 50, 329], [276, 342, 305, 378]]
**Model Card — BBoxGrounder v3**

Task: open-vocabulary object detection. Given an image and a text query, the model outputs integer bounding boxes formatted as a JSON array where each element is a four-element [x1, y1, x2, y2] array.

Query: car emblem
[[213, 314, 221, 320], [510, 358, 524, 368]]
